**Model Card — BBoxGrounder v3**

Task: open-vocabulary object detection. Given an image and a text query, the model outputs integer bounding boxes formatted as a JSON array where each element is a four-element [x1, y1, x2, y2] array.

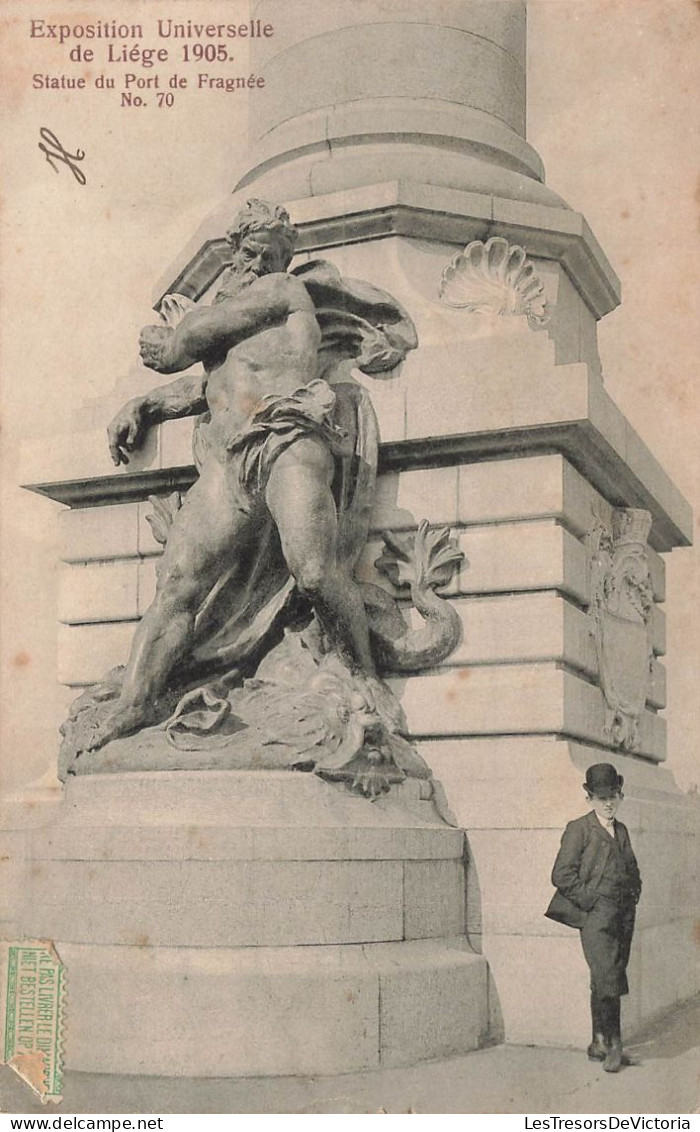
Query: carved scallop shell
[[439, 237, 548, 328]]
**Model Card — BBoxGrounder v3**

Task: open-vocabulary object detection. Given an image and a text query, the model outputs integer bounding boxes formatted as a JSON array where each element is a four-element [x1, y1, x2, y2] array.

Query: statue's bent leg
[[265, 436, 377, 678], [83, 460, 254, 749]]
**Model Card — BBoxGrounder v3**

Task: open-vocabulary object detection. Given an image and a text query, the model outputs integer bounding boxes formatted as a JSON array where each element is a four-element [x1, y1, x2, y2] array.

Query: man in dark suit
[[545, 763, 642, 1073]]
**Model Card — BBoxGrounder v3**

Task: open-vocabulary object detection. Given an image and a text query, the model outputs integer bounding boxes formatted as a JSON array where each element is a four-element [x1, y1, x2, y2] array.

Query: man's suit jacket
[[545, 810, 642, 929]]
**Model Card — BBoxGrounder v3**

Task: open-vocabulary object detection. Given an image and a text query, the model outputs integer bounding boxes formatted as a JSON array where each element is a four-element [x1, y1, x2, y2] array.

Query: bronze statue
[[62, 199, 464, 795]]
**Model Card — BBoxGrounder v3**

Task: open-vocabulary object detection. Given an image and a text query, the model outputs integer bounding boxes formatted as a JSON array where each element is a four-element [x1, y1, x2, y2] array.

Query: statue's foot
[[79, 703, 153, 753], [356, 674, 407, 735]]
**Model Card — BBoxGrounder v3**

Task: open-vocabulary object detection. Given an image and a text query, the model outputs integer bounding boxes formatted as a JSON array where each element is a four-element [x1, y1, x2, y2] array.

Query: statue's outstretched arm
[[107, 374, 208, 466], [139, 274, 302, 374]]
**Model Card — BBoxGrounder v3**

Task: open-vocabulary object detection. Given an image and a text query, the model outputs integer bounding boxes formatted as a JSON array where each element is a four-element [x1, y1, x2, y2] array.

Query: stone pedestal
[[6, 772, 486, 1076]]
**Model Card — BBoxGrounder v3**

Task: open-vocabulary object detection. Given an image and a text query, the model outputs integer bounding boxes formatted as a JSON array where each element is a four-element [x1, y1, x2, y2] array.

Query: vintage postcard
[[1, 0, 698, 1118]]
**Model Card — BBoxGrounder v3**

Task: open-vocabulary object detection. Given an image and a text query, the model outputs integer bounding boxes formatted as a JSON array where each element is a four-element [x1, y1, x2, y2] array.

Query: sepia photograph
[[1, 0, 698, 1118]]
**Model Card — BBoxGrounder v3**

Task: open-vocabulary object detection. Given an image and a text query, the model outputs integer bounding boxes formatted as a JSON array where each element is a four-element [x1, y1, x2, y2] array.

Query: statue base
[[11, 770, 487, 1077]]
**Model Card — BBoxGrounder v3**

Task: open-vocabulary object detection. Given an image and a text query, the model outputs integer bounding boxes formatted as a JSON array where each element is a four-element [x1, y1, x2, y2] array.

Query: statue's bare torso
[[203, 276, 322, 450]]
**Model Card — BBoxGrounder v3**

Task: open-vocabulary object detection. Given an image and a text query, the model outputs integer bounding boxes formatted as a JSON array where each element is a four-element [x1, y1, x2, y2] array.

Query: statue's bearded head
[[224, 199, 297, 288]]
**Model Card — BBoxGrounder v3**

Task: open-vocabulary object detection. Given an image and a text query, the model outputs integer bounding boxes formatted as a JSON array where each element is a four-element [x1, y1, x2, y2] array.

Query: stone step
[[55, 770, 449, 829], [15, 856, 466, 948], [56, 937, 488, 1077], [19, 821, 464, 863], [14, 772, 466, 948]]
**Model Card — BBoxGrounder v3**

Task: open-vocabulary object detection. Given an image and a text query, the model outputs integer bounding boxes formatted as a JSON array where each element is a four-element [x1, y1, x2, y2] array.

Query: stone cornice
[[155, 181, 621, 322], [24, 407, 692, 552]]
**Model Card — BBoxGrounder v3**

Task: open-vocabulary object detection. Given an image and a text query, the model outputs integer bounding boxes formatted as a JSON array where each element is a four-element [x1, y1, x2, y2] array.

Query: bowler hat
[[583, 763, 624, 797]]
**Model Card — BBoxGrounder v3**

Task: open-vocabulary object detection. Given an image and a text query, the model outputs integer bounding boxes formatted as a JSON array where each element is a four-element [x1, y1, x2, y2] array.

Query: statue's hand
[[159, 293, 196, 329], [139, 324, 174, 372], [107, 398, 148, 466]]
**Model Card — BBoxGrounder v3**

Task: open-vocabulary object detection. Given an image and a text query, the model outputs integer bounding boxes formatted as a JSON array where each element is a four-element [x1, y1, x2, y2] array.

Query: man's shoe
[[603, 1038, 623, 1073], [587, 1034, 607, 1061]]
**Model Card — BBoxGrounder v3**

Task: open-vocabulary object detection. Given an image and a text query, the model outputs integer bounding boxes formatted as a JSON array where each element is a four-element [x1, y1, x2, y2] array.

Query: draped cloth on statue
[[180, 375, 379, 689]]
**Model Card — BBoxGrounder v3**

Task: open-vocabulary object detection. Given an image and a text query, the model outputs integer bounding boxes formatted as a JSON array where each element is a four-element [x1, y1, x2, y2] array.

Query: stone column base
[[10, 770, 488, 1077]]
